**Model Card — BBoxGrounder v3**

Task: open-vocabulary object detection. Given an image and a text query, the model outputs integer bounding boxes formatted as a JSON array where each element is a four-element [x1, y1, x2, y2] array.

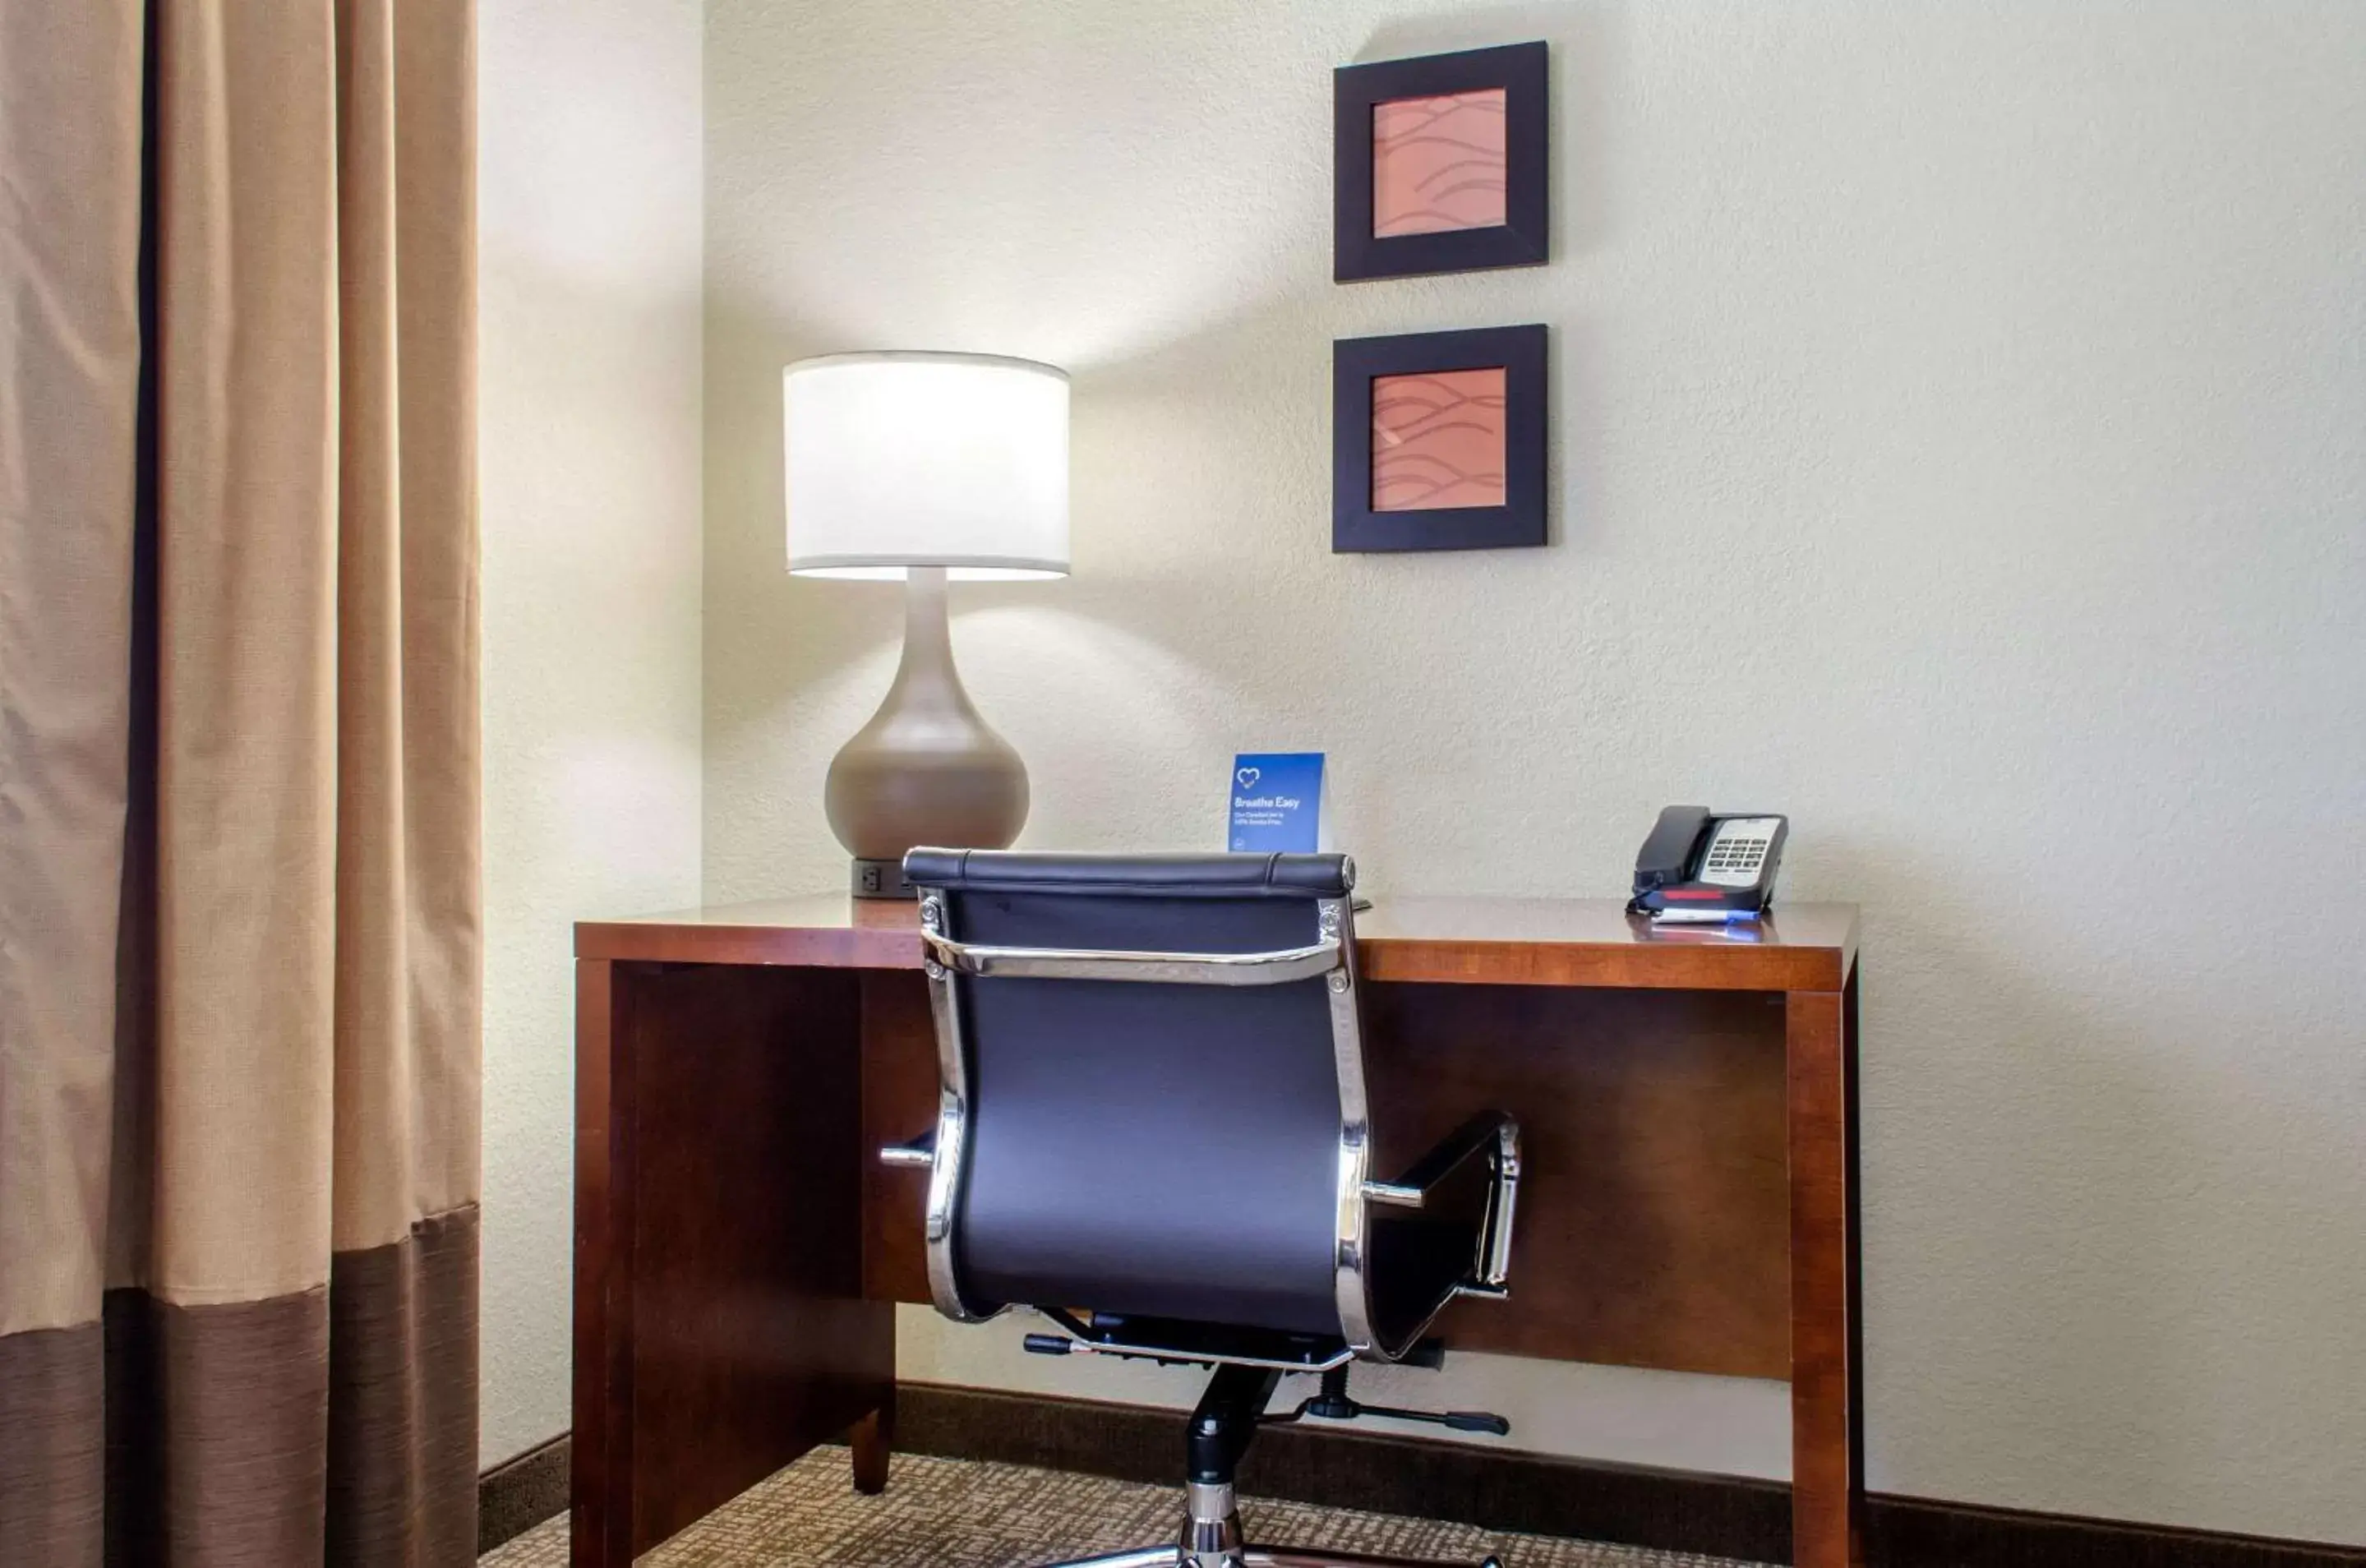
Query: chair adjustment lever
[[1024, 1331, 1207, 1370], [1434, 1409, 1515, 1436], [1263, 1365, 1510, 1439], [1289, 1398, 1510, 1437], [878, 1131, 936, 1169]]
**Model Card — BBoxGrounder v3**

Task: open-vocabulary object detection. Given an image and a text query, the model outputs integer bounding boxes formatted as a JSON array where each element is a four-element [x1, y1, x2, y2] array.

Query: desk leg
[[1787, 974, 1865, 1568], [851, 1395, 895, 1494], [572, 960, 895, 1566], [574, 960, 634, 1566]]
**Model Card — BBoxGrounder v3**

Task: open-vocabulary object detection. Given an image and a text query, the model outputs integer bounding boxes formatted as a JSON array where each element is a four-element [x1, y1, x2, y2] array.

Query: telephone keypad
[[1699, 818, 1781, 889]]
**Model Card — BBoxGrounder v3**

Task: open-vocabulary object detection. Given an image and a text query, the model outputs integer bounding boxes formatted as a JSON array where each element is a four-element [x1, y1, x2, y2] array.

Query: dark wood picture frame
[[1334, 325, 1547, 554], [1334, 41, 1549, 283]]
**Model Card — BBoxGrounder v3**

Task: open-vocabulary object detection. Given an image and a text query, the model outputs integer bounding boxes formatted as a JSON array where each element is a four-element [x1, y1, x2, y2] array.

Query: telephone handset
[[1630, 806, 1788, 923]]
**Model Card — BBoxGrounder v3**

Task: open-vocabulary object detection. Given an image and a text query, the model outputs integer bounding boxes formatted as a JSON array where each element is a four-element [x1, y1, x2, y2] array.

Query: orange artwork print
[[1371, 367, 1507, 512], [1372, 89, 1509, 237]]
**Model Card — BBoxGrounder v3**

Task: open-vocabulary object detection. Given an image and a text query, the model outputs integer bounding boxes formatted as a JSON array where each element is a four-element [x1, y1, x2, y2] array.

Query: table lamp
[[784, 351, 1070, 898]]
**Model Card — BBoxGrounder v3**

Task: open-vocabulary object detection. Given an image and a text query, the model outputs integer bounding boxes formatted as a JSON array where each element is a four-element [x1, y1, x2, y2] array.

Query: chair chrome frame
[[887, 887, 1520, 1363], [887, 863, 1520, 1568]]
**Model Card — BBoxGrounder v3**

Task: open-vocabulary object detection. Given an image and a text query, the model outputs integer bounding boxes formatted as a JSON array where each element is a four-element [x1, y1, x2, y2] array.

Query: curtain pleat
[[0, 2, 149, 1560], [0, 0, 148, 1340], [0, 0, 482, 1561]]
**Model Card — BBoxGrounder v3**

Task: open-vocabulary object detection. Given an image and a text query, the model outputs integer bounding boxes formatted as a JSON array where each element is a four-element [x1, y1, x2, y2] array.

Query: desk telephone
[[1630, 806, 1788, 923]]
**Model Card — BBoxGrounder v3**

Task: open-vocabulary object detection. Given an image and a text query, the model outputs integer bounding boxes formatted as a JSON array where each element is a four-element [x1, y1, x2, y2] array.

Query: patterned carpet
[[480, 1448, 1764, 1568]]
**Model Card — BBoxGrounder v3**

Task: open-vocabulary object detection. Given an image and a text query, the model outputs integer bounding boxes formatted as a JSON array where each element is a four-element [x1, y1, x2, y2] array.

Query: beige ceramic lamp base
[[824, 567, 1028, 897]]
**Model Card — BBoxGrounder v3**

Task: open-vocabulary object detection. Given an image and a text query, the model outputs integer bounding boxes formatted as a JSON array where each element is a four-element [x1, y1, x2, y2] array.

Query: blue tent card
[[1229, 753, 1325, 853]]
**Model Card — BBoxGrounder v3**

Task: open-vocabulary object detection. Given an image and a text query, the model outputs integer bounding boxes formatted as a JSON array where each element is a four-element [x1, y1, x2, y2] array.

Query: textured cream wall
[[702, 0, 2366, 1543], [479, 0, 704, 1466]]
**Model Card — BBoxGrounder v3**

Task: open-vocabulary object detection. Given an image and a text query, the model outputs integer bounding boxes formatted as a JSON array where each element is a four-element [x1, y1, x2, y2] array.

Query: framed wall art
[[1333, 41, 1548, 283], [1333, 324, 1547, 553]]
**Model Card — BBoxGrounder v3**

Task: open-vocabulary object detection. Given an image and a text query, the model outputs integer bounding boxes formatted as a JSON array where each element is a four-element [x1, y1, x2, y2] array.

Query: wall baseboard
[[477, 1390, 2366, 1567], [895, 1385, 2366, 1568], [478, 1432, 570, 1554]]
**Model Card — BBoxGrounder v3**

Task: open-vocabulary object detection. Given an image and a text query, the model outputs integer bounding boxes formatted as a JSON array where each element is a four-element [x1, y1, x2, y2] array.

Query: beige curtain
[[0, 2, 482, 1561]]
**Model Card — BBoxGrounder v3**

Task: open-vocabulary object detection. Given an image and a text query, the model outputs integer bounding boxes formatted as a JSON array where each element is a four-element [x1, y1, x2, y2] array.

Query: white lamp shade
[[784, 351, 1070, 580]]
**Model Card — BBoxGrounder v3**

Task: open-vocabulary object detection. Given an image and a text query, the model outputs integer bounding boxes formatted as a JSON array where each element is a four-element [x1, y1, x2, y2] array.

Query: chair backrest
[[902, 850, 1367, 1342]]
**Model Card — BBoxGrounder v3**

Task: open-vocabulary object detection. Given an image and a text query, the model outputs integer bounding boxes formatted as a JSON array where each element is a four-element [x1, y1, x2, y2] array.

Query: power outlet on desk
[[848, 856, 912, 900]]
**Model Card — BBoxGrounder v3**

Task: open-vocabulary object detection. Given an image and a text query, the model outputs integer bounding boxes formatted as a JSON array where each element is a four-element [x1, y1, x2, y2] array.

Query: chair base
[[1035, 1363, 1510, 1568], [1035, 1478, 1503, 1568], [1043, 1550, 1503, 1568]]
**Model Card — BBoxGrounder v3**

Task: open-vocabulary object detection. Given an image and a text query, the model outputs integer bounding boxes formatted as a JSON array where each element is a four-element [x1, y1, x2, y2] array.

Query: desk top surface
[[579, 892, 1858, 993]]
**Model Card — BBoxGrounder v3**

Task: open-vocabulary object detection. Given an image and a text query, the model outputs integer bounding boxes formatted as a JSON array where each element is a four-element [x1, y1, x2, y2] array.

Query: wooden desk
[[573, 896, 1864, 1567]]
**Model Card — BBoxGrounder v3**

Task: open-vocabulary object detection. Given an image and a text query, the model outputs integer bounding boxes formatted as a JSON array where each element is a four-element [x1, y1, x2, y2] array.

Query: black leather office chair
[[888, 849, 1523, 1568]]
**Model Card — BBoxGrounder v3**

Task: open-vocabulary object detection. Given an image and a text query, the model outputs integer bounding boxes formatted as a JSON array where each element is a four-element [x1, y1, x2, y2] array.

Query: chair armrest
[[1363, 1111, 1521, 1293], [1377, 1110, 1516, 1197]]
